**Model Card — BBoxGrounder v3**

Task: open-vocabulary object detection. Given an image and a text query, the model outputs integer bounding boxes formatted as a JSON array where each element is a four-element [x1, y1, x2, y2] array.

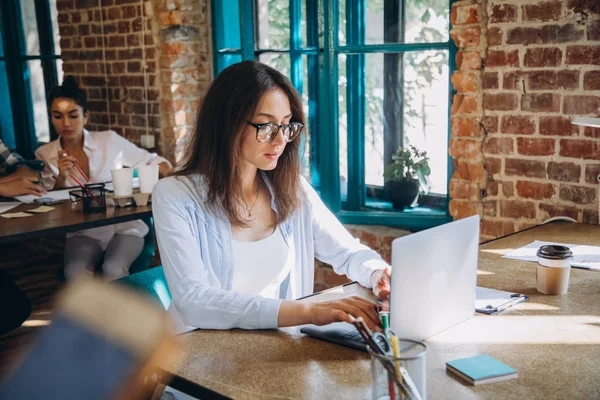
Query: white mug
[[137, 165, 159, 194], [110, 168, 134, 197]]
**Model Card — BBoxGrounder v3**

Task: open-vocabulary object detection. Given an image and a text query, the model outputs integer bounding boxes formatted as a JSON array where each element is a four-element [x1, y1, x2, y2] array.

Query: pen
[[391, 335, 404, 399], [380, 311, 390, 339]]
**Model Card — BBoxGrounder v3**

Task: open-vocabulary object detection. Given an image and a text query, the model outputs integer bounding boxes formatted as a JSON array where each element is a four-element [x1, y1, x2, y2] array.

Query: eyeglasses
[[246, 121, 304, 143]]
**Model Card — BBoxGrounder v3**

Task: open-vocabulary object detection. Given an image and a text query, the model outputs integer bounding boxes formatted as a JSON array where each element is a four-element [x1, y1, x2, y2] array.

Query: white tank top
[[231, 227, 292, 299]]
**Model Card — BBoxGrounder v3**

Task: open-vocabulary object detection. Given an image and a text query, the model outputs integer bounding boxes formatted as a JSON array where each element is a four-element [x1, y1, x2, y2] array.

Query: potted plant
[[383, 145, 431, 210]]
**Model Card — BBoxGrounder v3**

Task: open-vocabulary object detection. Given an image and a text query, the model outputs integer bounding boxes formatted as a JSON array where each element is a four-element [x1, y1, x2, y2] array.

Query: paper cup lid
[[536, 245, 573, 260]]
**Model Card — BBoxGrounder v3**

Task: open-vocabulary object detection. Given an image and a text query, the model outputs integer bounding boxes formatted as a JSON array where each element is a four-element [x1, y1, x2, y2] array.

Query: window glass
[[0, 62, 16, 149], [20, 1, 41, 55], [28, 60, 50, 144], [255, 0, 290, 49], [338, 54, 348, 201], [258, 53, 291, 79]]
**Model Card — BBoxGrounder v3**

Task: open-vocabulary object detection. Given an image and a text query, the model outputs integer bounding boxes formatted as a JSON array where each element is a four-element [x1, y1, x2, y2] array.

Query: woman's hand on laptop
[[370, 267, 391, 300], [278, 297, 382, 332]]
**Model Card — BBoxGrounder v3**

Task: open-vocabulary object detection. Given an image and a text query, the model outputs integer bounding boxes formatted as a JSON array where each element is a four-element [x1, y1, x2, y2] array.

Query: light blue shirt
[[152, 174, 389, 330]]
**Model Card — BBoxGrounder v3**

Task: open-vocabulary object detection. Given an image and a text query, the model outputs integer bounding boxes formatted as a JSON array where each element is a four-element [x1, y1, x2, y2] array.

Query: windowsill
[[337, 207, 451, 231]]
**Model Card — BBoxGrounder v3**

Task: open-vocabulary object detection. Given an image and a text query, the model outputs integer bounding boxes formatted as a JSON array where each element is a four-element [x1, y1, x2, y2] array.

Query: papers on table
[[28, 206, 55, 213], [503, 240, 600, 271], [1, 212, 34, 219], [15, 189, 72, 203], [0, 202, 21, 215], [475, 287, 529, 315]]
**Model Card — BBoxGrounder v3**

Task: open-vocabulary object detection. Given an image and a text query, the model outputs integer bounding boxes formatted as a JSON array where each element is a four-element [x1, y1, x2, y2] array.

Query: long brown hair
[[176, 61, 306, 227]]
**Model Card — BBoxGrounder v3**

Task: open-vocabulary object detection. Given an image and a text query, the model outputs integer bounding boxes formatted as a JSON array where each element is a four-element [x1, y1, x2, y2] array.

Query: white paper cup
[[137, 165, 159, 194], [536, 245, 572, 295], [110, 168, 134, 197]]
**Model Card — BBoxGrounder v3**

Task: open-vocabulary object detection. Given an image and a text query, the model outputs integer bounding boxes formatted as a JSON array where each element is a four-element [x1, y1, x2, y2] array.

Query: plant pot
[[384, 178, 420, 211]]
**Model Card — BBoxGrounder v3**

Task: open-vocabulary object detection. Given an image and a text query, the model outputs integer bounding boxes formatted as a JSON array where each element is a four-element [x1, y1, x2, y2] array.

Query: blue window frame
[[0, 0, 61, 158], [212, 0, 456, 231]]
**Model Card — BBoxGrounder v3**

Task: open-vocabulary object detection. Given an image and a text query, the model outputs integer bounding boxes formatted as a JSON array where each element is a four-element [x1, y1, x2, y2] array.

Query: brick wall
[[451, 0, 600, 241], [56, 0, 211, 162]]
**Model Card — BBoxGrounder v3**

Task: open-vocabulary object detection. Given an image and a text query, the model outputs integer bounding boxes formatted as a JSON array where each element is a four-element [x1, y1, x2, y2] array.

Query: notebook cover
[[446, 354, 516, 382]]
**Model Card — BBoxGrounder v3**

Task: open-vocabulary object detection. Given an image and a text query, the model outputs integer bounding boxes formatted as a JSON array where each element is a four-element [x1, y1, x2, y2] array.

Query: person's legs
[[0, 270, 31, 335], [63, 236, 104, 281], [102, 234, 144, 281]]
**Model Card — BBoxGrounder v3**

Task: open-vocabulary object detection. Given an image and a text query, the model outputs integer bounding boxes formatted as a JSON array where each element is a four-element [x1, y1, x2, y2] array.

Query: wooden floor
[[0, 240, 64, 377]]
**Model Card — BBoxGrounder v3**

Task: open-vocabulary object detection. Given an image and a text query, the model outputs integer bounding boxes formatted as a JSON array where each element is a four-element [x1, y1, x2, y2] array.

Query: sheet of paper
[[1, 212, 34, 219], [27, 205, 55, 213], [475, 287, 518, 310], [15, 189, 72, 203], [503, 240, 600, 271], [0, 202, 21, 214], [297, 282, 377, 304]]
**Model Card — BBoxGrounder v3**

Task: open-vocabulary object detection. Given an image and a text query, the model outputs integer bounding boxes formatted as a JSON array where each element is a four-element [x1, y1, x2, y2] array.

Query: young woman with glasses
[[153, 61, 391, 332]]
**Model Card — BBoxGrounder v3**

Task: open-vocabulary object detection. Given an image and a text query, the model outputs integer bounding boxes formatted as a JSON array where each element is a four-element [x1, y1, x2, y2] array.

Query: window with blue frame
[[0, 0, 62, 159], [212, 0, 455, 231]]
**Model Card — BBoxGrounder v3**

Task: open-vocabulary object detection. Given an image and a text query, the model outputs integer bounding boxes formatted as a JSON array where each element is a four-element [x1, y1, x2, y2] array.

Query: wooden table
[[0, 201, 151, 244], [164, 222, 600, 399]]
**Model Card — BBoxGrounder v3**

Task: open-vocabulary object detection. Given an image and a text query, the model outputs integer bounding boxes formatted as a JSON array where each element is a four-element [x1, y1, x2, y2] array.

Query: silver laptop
[[301, 215, 480, 348]]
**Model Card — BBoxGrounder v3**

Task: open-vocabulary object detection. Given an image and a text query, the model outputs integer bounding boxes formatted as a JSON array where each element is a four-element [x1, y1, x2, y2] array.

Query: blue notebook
[[446, 354, 517, 385]]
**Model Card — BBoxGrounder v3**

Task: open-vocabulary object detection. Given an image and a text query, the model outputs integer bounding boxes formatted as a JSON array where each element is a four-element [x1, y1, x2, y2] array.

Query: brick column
[[449, 1, 488, 225], [154, 0, 212, 162]]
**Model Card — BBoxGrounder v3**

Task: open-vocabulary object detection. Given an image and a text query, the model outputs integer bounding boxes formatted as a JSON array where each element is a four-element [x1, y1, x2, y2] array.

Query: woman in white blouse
[[153, 61, 391, 332], [36, 77, 171, 281]]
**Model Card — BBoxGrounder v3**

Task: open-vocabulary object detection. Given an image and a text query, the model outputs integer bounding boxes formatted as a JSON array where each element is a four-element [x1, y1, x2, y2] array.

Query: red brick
[[523, 48, 562, 67], [567, 0, 600, 14], [585, 165, 600, 184], [505, 158, 546, 178], [486, 157, 502, 176], [488, 27, 503, 47], [522, 1, 562, 22], [507, 25, 583, 45], [481, 219, 515, 237], [584, 127, 600, 139], [449, 200, 479, 220], [451, 4, 479, 25], [584, 71, 600, 90], [563, 96, 600, 115], [516, 181, 554, 200], [482, 72, 498, 89], [483, 199, 497, 217], [566, 45, 600, 65], [117, 48, 142, 59], [559, 185, 597, 205], [503, 71, 523, 90], [453, 159, 486, 183], [527, 70, 579, 91], [84, 37, 95, 48], [452, 117, 480, 138], [487, 182, 499, 197], [589, 20, 600, 41], [501, 116, 536, 135], [127, 61, 141, 73], [539, 204, 580, 221], [449, 139, 481, 158], [484, 93, 518, 111], [522, 94, 561, 112], [451, 27, 481, 48], [122, 5, 138, 18], [76, 0, 98, 8], [112, 62, 126, 74], [582, 210, 599, 225], [539, 116, 579, 136], [78, 24, 90, 36], [127, 34, 141, 47], [489, 4, 517, 23], [481, 116, 498, 134], [500, 200, 536, 219], [547, 161, 581, 182], [456, 51, 481, 70], [486, 50, 519, 68], [503, 180, 514, 198], [450, 180, 479, 201], [482, 137, 514, 155], [451, 71, 479, 93], [517, 138, 555, 156], [451, 95, 479, 114], [559, 139, 600, 160]]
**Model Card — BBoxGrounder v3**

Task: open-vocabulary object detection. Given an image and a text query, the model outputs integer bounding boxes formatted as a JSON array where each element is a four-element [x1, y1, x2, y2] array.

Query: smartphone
[[0, 278, 176, 400], [33, 197, 63, 205]]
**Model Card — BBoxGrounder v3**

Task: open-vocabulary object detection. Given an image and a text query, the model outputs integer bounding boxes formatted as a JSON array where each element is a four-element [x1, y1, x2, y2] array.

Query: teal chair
[[114, 266, 172, 310], [129, 216, 156, 274]]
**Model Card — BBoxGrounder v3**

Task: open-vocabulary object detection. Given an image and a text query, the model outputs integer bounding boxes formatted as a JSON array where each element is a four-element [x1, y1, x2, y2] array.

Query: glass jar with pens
[[350, 315, 428, 400]]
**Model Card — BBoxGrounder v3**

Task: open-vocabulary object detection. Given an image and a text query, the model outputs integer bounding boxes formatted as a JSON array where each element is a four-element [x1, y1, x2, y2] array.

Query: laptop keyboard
[[343, 330, 366, 343]]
